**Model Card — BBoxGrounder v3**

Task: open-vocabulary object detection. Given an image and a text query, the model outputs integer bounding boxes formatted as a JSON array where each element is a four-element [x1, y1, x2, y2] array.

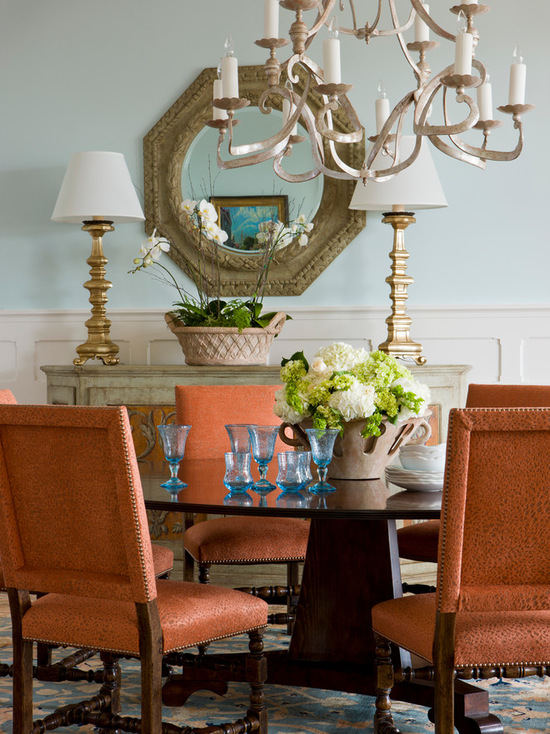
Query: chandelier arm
[[414, 65, 480, 136], [305, 0, 336, 41], [387, 0, 420, 76], [225, 82, 310, 158], [428, 134, 486, 169], [325, 138, 364, 178], [365, 92, 416, 169], [447, 123, 525, 163], [370, 135, 423, 182], [273, 154, 323, 182], [372, 0, 415, 38], [217, 134, 291, 170], [409, 0, 455, 42], [316, 96, 363, 144]]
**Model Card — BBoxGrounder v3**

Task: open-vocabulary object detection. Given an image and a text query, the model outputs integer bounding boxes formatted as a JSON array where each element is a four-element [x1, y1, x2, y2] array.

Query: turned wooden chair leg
[[198, 562, 211, 584], [373, 632, 401, 734], [246, 629, 268, 734], [286, 561, 300, 634], [9, 589, 33, 734], [138, 601, 163, 734]]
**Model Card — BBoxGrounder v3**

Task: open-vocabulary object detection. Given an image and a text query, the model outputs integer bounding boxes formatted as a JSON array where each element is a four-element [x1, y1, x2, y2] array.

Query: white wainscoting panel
[[0, 305, 548, 403]]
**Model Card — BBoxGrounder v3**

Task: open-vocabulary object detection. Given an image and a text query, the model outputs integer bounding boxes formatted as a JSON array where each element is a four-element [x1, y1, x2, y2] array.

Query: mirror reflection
[[182, 106, 323, 254]]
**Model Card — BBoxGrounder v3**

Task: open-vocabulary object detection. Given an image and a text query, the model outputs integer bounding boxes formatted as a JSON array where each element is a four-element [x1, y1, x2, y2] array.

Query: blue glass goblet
[[305, 427, 339, 494], [248, 425, 279, 495], [225, 424, 254, 453], [158, 424, 191, 498]]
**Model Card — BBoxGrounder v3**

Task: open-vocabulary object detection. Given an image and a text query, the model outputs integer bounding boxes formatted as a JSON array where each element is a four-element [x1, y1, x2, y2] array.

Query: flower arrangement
[[130, 198, 313, 331], [274, 342, 431, 439]]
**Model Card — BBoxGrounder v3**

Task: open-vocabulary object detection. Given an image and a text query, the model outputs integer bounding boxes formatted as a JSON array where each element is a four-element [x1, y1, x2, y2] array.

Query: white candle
[[264, 0, 279, 39], [221, 37, 239, 98], [213, 79, 228, 120], [375, 83, 390, 134], [323, 19, 341, 85], [454, 31, 473, 75], [461, 0, 478, 4], [508, 46, 526, 105], [414, 3, 430, 43], [477, 78, 492, 120]]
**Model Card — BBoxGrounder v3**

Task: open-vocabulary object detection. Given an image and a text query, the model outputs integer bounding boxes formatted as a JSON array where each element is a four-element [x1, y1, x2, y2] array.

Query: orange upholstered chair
[[176, 384, 309, 627], [0, 404, 268, 734], [372, 407, 550, 734], [397, 383, 550, 566]]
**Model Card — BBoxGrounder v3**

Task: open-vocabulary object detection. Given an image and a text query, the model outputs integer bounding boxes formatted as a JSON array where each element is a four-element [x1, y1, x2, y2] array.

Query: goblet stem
[[259, 463, 268, 481], [169, 460, 180, 479], [317, 465, 328, 484]]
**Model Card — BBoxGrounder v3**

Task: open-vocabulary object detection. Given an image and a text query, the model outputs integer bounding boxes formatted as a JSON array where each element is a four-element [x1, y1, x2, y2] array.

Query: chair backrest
[[0, 404, 156, 604], [0, 390, 17, 405], [175, 384, 285, 460], [438, 407, 550, 615], [466, 383, 550, 408]]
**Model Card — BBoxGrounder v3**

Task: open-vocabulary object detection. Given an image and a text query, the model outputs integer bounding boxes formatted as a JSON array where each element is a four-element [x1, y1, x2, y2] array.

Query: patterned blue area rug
[[0, 619, 548, 733]]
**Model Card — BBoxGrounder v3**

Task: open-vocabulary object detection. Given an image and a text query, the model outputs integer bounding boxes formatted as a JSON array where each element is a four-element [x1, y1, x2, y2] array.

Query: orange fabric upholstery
[[175, 383, 285, 460], [0, 390, 17, 405], [0, 405, 157, 603], [185, 516, 310, 564], [21, 578, 267, 656], [372, 407, 550, 733], [397, 383, 550, 563], [372, 592, 550, 667], [0, 392, 173, 584]]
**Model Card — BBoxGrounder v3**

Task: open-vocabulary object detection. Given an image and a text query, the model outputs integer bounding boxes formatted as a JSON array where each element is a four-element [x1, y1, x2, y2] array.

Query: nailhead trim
[[117, 408, 154, 603], [24, 623, 268, 657], [194, 555, 306, 565]]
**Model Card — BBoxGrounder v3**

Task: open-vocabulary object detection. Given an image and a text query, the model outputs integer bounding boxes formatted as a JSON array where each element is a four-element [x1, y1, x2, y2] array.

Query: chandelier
[[206, 0, 533, 183]]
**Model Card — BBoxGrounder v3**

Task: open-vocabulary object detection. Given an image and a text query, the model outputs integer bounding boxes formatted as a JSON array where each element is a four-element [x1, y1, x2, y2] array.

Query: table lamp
[[52, 151, 145, 366], [349, 136, 447, 365]]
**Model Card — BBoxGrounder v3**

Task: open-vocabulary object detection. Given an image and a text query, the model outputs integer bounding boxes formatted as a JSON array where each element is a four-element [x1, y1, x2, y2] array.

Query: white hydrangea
[[392, 377, 431, 421], [273, 388, 311, 424], [316, 342, 369, 372], [328, 379, 376, 422]]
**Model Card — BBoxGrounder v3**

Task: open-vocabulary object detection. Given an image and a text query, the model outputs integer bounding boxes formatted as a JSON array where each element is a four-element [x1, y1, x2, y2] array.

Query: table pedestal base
[[162, 518, 501, 734]]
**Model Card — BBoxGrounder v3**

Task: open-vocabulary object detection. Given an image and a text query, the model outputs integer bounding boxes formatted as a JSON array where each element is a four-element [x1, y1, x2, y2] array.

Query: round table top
[[140, 458, 441, 520]]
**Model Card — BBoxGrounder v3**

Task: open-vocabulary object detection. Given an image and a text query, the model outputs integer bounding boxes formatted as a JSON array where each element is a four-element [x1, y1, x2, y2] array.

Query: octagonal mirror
[[144, 65, 366, 296]]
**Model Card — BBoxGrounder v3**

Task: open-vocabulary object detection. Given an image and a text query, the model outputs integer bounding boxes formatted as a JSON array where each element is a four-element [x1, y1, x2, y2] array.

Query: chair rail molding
[[0, 304, 549, 403]]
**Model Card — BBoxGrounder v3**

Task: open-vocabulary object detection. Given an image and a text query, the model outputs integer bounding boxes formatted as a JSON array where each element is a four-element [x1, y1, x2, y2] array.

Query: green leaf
[[281, 350, 309, 371]]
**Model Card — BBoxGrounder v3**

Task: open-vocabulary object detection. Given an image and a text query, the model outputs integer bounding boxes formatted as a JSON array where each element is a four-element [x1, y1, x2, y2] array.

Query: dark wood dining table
[[141, 459, 499, 734]]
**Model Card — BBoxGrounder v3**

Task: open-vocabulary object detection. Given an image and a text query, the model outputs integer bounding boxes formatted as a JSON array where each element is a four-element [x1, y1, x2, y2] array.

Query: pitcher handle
[[406, 413, 433, 446], [278, 422, 311, 450]]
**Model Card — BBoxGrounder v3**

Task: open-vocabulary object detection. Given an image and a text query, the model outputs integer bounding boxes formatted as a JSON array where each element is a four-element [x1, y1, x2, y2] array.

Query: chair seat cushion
[[151, 544, 174, 576], [185, 516, 309, 564], [397, 520, 440, 562], [372, 593, 550, 667], [21, 579, 268, 656]]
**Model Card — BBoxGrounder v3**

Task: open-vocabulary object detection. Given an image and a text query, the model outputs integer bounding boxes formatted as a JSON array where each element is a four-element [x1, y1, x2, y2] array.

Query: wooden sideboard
[[40, 363, 470, 444]]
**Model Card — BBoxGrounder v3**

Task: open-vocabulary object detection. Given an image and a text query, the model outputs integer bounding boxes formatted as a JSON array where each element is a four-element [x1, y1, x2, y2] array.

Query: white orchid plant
[[274, 342, 431, 439], [130, 198, 314, 330]]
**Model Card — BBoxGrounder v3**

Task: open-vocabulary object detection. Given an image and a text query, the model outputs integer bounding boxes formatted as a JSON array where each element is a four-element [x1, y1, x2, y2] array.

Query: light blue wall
[[1, 0, 547, 312]]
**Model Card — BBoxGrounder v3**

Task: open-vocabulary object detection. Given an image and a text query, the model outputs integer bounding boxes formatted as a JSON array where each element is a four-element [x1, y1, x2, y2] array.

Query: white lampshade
[[349, 136, 447, 211], [52, 151, 145, 223]]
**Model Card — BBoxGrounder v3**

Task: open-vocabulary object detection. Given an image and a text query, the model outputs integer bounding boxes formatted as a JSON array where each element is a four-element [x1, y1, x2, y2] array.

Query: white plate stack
[[385, 443, 446, 492]]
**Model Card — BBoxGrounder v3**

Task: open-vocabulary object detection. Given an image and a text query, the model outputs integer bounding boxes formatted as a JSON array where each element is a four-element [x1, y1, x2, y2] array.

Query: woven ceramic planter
[[165, 311, 287, 366], [279, 415, 432, 480]]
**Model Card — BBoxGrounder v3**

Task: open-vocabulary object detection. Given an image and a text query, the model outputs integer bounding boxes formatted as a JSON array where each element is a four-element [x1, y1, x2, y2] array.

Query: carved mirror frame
[[143, 65, 366, 297]]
